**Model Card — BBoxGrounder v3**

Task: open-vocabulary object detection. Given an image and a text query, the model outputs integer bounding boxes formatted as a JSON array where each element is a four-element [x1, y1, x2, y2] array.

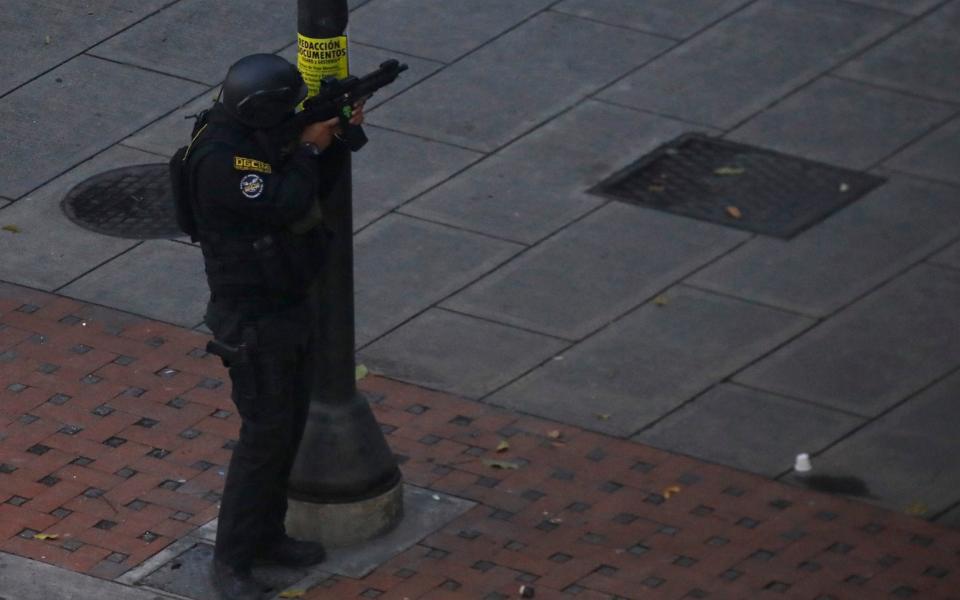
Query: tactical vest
[[169, 109, 323, 301]]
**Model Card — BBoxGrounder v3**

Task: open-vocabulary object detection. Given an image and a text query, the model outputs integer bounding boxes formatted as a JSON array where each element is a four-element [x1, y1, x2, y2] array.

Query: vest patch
[[240, 174, 265, 199], [234, 156, 273, 174]]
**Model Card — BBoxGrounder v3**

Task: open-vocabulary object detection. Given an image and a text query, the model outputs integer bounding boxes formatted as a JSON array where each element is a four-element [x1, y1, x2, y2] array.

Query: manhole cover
[[61, 163, 181, 239], [590, 133, 885, 238]]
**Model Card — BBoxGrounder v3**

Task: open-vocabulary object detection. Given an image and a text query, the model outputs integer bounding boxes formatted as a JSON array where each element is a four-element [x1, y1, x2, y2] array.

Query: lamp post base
[[285, 480, 404, 548]]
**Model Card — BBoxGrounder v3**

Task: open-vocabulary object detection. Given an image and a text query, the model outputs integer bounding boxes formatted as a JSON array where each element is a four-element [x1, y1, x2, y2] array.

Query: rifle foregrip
[[344, 125, 368, 151]]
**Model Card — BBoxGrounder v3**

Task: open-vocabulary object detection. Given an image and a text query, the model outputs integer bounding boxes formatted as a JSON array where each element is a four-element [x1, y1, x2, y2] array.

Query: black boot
[[210, 559, 263, 600], [255, 536, 327, 567]]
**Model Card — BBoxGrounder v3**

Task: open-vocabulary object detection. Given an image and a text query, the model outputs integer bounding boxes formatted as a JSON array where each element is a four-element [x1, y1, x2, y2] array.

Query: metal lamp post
[[285, 0, 404, 547]]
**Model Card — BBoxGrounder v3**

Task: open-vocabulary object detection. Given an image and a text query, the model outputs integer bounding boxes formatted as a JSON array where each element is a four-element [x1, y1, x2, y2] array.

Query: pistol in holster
[[206, 326, 259, 400], [207, 326, 257, 368]]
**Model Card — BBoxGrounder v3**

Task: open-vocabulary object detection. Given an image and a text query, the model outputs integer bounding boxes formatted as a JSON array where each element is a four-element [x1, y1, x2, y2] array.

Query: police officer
[[180, 54, 364, 600]]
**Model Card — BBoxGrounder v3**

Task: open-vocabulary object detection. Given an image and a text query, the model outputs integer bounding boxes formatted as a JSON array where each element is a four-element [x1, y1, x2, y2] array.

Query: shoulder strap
[[170, 124, 230, 243], [183, 122, 210, 162]]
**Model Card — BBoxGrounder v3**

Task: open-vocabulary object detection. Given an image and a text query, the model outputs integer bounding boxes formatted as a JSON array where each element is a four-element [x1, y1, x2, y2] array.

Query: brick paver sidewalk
[[1, 283, 958, 599]]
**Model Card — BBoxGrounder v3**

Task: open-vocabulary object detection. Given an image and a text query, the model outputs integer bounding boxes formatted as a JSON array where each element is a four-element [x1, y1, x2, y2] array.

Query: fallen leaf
[[647, 184, 666, 193], [547, 430, 562, 440], [662, 485, 682, 499], [482, 459, 521, 470], [714, 166, 745, 176], [904, 501, 928, 517], [355, 364, 369, 381], [2, 225, 22, 233], [33, 533, 58, 540], [279, 591, 306, 599], [595, 413, 610, 421], [653, 295, 669, 306], [725, 206, 742, 219], [495, 440, 510, 453]]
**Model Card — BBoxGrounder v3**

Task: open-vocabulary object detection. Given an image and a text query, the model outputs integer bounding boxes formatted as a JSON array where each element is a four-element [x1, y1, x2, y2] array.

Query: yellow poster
[[297, 34, 349, 97]]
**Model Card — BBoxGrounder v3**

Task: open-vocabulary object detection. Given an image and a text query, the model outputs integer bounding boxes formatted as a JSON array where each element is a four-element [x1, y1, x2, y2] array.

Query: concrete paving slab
[[367, 12, 674, 152], [352, 127, 483, 231], [634, 383, 863, 477], [599, 0, 905, 128], [358, 308, 567, 399], [354, 215, 523, 347], [350, 0, 555, 63], [0, 55, 206, 200], [884, 114, 960, 186], [0, 0, 170, 97], [0, 198, 10, 210], [0, 551, 178, 600], [837, 0, 960, 103], [121, 89, 219, 159], [728, 76, 956, 170], [88, 0, 297, 85], [808, 369, 960, 515], [0, 146, 156, 291], [848, 0, 946, 15], [736, 264, 960, 417], [930, 239, 960, 270], [687, 176, 960, 317], [401, 100, 699, 244], [442, 202, 750, 340], [553, 0, 751, 39], [59, 241, 208, 328], [486, 285, 813, 437]]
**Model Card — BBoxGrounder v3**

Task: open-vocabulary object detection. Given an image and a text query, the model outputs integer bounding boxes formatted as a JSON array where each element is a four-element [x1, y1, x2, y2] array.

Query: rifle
[[282, 59, 408, 152]]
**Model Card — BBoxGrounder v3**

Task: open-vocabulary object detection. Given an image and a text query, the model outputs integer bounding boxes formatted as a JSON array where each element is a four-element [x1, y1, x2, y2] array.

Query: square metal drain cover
[[591, 133, 885, 238], [131, 485, 475, 599]]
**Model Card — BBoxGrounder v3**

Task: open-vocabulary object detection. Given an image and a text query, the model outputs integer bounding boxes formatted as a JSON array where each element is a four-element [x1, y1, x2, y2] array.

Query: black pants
[[205, 297, 313, 570]]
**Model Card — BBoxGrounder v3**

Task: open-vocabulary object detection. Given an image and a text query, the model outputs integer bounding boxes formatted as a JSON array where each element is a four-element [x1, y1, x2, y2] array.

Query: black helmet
[[221, 54, 308, 129]]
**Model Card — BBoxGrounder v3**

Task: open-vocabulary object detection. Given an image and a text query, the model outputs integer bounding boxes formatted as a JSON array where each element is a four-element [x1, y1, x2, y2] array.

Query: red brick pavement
[[0, 283, 958, 599]]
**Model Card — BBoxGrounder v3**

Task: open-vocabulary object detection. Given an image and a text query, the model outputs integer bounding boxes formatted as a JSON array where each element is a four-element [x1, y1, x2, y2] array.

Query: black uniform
[[185, 103, 341, 571]]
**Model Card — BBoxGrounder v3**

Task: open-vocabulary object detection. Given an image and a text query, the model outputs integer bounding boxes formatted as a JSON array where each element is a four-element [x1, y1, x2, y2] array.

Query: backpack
[[169, 110, 213, 242]]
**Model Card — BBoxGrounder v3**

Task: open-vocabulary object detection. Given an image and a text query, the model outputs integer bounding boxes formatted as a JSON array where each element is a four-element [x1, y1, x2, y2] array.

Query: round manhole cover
[[61, 163, 182, 239]]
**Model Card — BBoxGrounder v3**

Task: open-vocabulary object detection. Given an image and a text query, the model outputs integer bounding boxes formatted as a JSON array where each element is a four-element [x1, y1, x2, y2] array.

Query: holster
[[207, 325, 259, 401]]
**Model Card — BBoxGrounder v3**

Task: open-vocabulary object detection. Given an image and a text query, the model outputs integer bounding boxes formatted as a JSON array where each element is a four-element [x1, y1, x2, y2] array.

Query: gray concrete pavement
[[1, 0, 958, 557], [0, 551, 179, 600]]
